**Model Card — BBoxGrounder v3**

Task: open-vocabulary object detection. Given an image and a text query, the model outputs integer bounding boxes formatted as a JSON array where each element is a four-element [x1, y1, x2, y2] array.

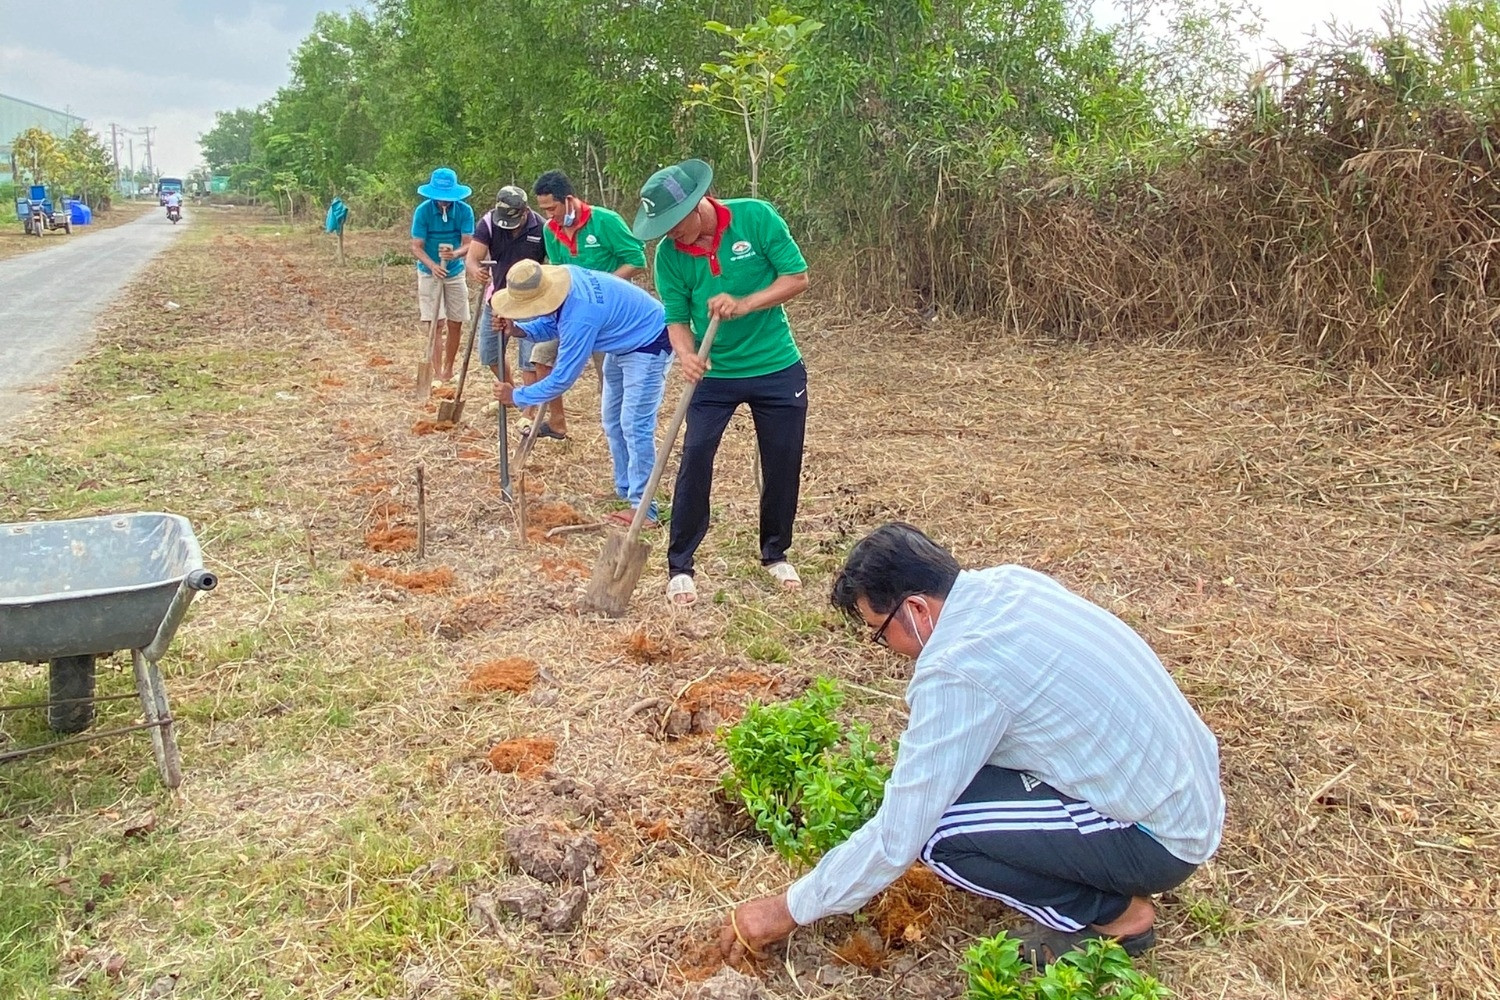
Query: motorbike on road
[[166, 203, 182, 224]]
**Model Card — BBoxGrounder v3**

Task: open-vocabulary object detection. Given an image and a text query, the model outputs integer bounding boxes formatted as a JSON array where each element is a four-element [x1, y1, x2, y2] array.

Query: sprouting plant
[[962, 932, 1173, 999], [721, 678, 892, 865], [961, 932, 1028, 999]]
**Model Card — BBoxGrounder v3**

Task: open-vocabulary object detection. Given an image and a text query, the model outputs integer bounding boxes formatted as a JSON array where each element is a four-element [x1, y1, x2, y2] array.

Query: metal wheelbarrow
[[0, 512, 218, 788]]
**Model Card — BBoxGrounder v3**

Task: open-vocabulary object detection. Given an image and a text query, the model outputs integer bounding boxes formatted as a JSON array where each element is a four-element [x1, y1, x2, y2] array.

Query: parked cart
[[0, 513, 217, 788], [15, 184, 72, 237]]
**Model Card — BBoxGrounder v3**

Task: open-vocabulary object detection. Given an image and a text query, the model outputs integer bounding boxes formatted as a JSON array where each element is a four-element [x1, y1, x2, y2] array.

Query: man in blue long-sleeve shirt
[[490, 260, 671, 524]]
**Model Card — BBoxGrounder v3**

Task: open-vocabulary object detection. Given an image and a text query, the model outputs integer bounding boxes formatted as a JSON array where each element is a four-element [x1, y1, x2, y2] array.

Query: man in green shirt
[[528, 170, 648, 440], [633, 158, 810, 607]]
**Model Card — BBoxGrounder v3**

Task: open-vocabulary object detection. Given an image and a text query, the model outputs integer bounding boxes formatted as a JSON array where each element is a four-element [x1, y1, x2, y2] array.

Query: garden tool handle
[[450, 283, 485, 404], [624, 317, 720, 544]]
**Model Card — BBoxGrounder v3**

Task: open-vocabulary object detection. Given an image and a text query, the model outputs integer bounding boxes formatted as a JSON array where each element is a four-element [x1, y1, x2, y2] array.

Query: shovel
[[498, 326, 512, 500], [437, 284, 484, 423], [583, 317, 718, 616]]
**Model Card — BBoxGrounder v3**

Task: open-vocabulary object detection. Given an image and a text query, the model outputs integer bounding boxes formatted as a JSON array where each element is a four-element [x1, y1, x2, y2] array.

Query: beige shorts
[[417, 273, 471, 323], [526, 341, 602, 370], [529, 338, 558, 366]]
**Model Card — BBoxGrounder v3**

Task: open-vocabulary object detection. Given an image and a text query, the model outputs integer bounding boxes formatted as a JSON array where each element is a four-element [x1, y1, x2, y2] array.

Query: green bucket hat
[[632, 158, 713, 240]]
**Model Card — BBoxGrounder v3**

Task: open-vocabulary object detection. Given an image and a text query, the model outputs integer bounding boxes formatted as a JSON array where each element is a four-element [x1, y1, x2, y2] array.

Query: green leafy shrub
[[721, 677, 891, 865], [962, 932, 1172, 1000]]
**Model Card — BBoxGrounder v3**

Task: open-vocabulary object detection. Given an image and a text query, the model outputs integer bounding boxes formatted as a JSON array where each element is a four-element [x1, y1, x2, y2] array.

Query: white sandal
[[667, 573, 698, 607], [765, 561, 801, 590]]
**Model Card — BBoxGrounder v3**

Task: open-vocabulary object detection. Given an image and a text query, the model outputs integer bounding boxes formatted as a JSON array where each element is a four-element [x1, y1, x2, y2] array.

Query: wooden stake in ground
[[416, 464, 427, 559], [583, 317, 719, 616]]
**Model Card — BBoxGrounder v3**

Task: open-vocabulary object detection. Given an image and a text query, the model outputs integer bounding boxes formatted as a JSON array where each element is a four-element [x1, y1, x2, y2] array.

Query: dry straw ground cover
[[0, 212, 1496, 1000]]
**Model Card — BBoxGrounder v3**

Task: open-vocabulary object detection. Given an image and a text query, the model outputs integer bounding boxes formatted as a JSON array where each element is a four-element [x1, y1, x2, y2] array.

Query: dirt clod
[[464, 656, 537, 693], [503, 823, 601, 884], [693, 966, 765, 1000], [411, 419, 457, 435], [487, 738, 556, 776], [434, 597, 507, 640], [348, 562, 455, 593], [364, 525, 416, 552], [493, 884, 548, 920], [623, 629, 675, 663], [833, 925, 888, 970], [869, 866, 950, 946], [540, 884, 589, 931]]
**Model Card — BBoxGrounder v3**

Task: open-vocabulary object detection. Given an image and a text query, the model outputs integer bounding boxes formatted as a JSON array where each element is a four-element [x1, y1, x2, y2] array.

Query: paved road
[[0, 209, 184, 433]]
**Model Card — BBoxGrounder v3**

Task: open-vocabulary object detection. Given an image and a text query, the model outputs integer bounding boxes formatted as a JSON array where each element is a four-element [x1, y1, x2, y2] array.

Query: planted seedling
[[962, 933, 1172, 1000], [721, 677, 892, 865]]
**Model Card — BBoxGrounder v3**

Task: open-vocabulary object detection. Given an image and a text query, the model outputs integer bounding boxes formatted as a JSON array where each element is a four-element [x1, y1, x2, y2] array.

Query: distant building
[[1, 93, 84, 180]]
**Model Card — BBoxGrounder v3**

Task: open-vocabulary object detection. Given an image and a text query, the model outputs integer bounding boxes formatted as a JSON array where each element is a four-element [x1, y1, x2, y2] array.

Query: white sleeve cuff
[[784, 876, 822, 925]]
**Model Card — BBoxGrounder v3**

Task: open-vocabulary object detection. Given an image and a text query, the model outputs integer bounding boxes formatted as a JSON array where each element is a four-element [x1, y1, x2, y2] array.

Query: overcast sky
[[0, 0, 1405, 177]]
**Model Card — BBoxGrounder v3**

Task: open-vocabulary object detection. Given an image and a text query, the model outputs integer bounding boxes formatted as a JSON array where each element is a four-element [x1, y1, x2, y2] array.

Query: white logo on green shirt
[[585, 234, 599, 246]]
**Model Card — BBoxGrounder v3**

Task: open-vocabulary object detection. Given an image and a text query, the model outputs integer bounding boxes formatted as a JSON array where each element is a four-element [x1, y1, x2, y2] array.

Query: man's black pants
[[920, 766, 1200, 931], [667, 361, 807, 578]]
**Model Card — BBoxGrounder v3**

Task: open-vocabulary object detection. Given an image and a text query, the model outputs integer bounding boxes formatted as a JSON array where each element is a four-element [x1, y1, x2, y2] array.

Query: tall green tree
[[60, 128, 115, 206], [199, 108, 265, 174], [10, 128, 66, 186]]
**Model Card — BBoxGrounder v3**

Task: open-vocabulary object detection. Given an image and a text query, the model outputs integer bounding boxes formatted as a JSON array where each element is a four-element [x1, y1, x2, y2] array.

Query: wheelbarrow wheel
[[48, 654, 96, 734]]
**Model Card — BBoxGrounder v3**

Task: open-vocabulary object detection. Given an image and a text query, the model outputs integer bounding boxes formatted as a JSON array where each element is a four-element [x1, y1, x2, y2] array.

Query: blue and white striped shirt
[[785, 565, 1225, 924]]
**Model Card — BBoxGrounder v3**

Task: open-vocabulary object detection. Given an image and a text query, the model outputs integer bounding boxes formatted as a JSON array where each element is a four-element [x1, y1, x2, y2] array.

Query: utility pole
[[109, 123, 122, 193], [142, 127, 155, 182], [128, 138, 135, 189]]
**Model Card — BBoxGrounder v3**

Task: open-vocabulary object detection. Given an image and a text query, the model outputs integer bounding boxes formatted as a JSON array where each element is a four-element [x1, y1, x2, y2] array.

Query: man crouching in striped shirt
[[720, 522, 1225, 968]]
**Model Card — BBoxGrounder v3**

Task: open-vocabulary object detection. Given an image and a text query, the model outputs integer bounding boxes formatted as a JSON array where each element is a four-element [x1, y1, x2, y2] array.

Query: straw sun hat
[[490, 260, 571, 319]]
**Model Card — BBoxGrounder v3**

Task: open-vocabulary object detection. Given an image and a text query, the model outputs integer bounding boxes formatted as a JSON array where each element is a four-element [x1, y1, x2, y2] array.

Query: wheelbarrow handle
[[140, 569, 219, 662]]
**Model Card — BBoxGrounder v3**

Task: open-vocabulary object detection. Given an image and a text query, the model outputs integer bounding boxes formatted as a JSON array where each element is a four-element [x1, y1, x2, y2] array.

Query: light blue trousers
[[600, 348, 670, 515]]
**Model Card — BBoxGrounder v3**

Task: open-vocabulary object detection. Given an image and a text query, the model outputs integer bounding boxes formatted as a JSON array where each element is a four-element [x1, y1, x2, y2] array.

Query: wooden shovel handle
[[450, 284, 485, 405], [622, 316, 720, 544]]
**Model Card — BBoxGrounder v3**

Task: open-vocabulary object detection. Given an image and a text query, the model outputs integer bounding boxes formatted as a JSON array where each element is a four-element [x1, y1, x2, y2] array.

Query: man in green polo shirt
[[527, 170, 648, 440], [633, 158, 811, 607]]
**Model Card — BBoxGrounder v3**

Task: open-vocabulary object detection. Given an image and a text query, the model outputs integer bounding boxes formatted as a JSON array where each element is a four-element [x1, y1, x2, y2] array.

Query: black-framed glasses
[[870, 596, 912, 648]]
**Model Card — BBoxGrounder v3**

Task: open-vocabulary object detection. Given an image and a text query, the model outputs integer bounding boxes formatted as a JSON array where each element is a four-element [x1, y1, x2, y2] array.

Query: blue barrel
[[69, 200, 91, 225]]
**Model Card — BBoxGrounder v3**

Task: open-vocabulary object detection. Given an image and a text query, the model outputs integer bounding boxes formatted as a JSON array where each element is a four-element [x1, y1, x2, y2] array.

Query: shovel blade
[[582, 532, 652, 617], [436, 400, 463, 423]]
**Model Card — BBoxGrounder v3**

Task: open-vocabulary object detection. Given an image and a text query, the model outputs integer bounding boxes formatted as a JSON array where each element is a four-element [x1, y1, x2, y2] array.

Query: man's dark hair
[[831, 522, 961, 618], [534, 170, 574, 200]]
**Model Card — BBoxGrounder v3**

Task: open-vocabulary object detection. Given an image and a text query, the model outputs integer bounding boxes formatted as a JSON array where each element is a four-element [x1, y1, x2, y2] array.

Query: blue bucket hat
[[417, 167, 472, 202]]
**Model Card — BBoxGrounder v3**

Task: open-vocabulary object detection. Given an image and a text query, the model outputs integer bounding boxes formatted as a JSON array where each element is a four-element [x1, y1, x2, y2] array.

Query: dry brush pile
[[834, 48, 1500, 405]]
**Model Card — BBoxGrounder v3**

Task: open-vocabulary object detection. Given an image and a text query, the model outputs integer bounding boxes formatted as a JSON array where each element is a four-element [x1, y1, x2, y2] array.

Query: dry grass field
[[1, 212, 1496, 1000]]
